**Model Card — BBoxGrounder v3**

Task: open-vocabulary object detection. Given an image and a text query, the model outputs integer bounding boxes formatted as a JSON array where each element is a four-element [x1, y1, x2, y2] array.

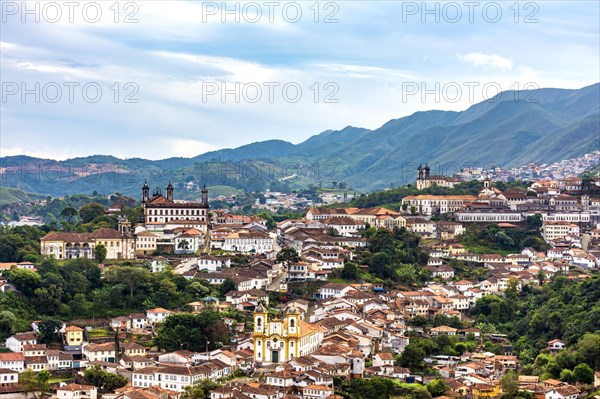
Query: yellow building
[[64, 325, 84, 346], [40, 221, 135, 260], [253, 305, 323, 364], [472, 383, 502, 399]]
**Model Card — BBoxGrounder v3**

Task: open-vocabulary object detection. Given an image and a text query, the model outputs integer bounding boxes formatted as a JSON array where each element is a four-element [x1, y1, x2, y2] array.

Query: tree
[[341, 262, 360, 280], [84, 366, 128, 391], [397, 343, 425, 371], [20, 369, 50, 399], [526, 214, 543, 232], [6, 268, 41, 297], [178, 239, 190, 251], [500, 370, 519, 398], [576, 333, 600, 370], [427, 379, 449, 397], [37, 319, 63, 344], [104, 266, 150, 303], [573, 363, 594, 384], [276, 247, 300, 267], [219, 279, 237, 297], [0, 311, 16, 339], [559, 369, 576, 383], [60, 206, 78, 224], [181, 386, 205, 399], [79, 203, 106, 223], [95, 244, 107, 263], [155, 311, 230, 352]]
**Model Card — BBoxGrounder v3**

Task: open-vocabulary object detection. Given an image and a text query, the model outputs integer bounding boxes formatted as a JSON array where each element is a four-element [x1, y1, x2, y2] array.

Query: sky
[[1, 0, 599, 160]]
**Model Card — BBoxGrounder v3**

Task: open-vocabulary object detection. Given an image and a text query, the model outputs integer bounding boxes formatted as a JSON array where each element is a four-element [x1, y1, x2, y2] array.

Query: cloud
[[165, 139, 220, 158], [459, 53, 513, 71]]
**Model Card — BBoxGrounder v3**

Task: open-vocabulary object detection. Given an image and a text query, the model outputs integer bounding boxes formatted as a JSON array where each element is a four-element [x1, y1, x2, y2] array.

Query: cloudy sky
[[1, 1, 599, 160]]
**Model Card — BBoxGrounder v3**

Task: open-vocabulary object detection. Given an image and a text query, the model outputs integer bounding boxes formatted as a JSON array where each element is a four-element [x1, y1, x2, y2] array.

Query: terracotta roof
[[58, 384, 95, 392]]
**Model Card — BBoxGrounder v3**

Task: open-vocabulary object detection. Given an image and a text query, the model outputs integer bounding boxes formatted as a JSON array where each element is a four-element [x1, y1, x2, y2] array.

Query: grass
[[462, 244, 517, 257], [87, 328, 110, 337], [48, 377, 72, 384]]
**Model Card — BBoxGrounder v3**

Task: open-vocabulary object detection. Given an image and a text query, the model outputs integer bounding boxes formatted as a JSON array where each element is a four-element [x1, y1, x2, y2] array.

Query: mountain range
[[1, 83, 599, 198]]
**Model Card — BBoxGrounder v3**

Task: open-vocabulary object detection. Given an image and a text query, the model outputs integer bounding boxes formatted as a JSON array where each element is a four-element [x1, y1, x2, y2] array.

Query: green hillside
[[1, 83, 598, 197], [0, 187, 46, 206]]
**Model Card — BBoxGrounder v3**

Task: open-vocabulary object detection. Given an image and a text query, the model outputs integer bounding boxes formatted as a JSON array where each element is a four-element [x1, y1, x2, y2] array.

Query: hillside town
[[1, 164, 600, 399]]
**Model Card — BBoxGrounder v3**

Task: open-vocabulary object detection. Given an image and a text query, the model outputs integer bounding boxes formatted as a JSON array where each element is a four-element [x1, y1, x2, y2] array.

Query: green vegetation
[[154, 311, 230, 352], [84, 366, 128, 391], [459, 218, 549, 254], [0, 187, 46, 206], [337, 379, 437, 399], [20, 369, 51, 398], [0, 225, 46, 262], [350, 227, 430, 287], [471, 275, 600, 372], [0, 257, 223, 328]]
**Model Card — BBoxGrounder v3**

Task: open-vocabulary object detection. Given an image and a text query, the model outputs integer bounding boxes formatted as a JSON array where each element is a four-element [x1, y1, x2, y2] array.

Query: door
[[271, 350, 279, 363]]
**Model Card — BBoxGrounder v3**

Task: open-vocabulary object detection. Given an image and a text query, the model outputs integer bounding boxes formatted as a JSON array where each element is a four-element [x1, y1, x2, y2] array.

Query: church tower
[[254, 304, 267, 335], [286, 306, 300, 336], [253, 304, 267, 363], [141, 181, 150, 204], [202, 184, 208, 205], [118, 216, 132, 237], [166, 181, 174, 201]]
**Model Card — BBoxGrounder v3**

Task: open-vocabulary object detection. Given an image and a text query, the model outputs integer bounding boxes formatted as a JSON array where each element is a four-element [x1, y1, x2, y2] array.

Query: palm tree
[[178, 239, 190, 252]]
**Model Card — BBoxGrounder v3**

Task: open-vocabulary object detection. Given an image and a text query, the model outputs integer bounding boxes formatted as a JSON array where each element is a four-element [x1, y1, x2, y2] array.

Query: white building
[[146, 308, 174, 324], [223, 230, 274, 254], [56, 384, 98, 399], [5, 332, 36, 353]]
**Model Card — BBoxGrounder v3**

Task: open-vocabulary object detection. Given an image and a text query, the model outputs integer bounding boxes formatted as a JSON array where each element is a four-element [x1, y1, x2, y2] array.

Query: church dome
[[287, 306, 299, 315], [255, 304, 265, 313]]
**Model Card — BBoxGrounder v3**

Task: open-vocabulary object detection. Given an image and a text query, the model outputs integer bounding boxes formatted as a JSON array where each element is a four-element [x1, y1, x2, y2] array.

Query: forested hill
[[1, 84, 598, 196]]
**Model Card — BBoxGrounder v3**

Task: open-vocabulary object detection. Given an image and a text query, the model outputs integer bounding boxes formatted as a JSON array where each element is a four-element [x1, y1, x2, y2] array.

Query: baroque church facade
[[416, 163, 462, 190], [142, 181, 210, 236], [253, 305, 323, 364]]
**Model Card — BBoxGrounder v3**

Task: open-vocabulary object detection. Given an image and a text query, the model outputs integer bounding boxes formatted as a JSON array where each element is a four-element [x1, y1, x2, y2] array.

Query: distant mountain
[[1, 83, 598, 197], [0, 187, 46, 206]]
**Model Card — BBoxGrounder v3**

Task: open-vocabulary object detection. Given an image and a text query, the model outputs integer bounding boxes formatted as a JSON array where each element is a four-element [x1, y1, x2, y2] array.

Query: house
[[0, 353, 25, 372], [132, 363, 229, 392], [56, 384, 98, 399], [64, 326, 85, 346], [83, 343, 116, 363], [302, 384, 335, 399], [223, 230, 274, 254], [25, 355, 49, 371], [149, 257, 169, 273], [174, 230, 204, 255], [197, 255, 231, 272], [129, 314, 150, 330], [545, 385, 580, 399], [40, 225, 136, 260], [111, 316, 132, 332], [0, 368, 18, 387], [5, 332, 37, 352], [135, 231, 158, 256], [314, 283, 356, 299], [121, 342, 147, 357], [372, 352, 395, 367], [547, 339, 566, 352], [430, 325, 457, 336], [157, 350, 196, 365], [266, 369, 296, 388], [146, 308, 174, 324]]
